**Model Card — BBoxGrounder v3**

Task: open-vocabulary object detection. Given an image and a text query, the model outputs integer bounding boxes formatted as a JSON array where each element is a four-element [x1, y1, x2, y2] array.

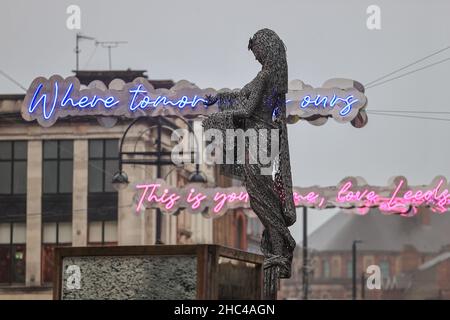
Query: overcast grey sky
[[1, 0, 450, 242]]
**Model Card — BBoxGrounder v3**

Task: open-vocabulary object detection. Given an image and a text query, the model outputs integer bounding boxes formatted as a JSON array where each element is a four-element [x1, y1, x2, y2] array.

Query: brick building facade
[[280, 208, 450, 300], [0, 70, 255, 299]]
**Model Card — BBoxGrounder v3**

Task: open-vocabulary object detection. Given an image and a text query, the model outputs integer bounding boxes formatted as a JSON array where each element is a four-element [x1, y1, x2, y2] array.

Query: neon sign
[[21, 75, 368, 127], [128, 84, 206, 110], [300, 94, 358, 116], [134, 177, 450, 217], [29, 82, 120, 120]]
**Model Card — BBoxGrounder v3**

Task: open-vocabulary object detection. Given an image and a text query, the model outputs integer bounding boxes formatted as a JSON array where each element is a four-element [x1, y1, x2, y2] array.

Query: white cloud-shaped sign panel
[[21, 75, 368, 128]]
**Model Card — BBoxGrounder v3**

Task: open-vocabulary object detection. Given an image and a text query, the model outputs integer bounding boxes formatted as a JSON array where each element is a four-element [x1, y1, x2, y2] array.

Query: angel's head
[[248, 28, 288, 94], [248, 29, 286, 65]]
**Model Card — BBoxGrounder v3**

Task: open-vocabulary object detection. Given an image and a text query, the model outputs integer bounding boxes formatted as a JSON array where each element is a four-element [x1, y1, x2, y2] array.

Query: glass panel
[[43, 223, 57, 243], [0, 162, 11, 194], [105, 140, 118, 158], [12, 244, 26, 283], [380, 261, 390, 279], [88, 222, 102, 243], [59, 160, 73, 193], [13, 141, 27, 160], [89, 140, 103, 159], [0, 245, 10, 283], [13, 161, 27, 194], [0, 141, 12, 160], [0, 244, 11, 283], [43, 161, 57, 193], [58, 223, 72, 244], [323, 260, 330, 278], [104, 221, 117, 242], [0, 224, 10, 244], [43, 141, 57, 159], [104, 160, 118, 192], [88, 160, 103, 192], [236, 218, 243, 249], [12, 223, 26, 244], [59, 140, 73, 159], [347, 261, 353, 278]]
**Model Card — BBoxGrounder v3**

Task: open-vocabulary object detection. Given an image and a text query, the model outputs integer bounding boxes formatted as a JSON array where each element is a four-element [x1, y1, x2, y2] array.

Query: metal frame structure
[[113, 115, 206, 244]]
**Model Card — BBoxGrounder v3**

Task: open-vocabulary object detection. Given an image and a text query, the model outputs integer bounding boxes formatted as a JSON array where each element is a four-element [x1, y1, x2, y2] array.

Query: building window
[[0, 141, 27, 223], [363, 256, 374, 270], [247, 217, 263, 237], [88, 140, 119, 222], [0, 223, 26, 284], [347, 260, 353, 278], [88, 139, 118, 193], [0, 141, 27, 195], [88, 221, 117, 245], [331, 257, 341, 278], [0, 141, 27, 284], [235, 216, 244, 249], [42, 140, 73, 222], [380, 260, 390, 279], [322, 259, 330, 278], [41, 222, 72, 283], [43, 140, 73, 194]]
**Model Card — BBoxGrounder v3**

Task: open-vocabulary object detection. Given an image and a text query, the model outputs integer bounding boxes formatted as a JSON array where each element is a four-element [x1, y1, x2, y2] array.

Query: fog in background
[[1, 0, 450, 243]]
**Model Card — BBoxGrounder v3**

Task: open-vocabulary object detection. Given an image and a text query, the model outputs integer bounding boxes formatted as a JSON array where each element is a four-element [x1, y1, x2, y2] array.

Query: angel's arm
[[221, 70, 267, 118], [204, 77, 254, 108]]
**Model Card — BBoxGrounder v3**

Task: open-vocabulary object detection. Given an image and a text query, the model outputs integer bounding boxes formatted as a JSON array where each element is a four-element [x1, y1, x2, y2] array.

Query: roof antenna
[[95, 40, 128, 70], [0, 70, 26, 92], [75, 33, 96, 71]]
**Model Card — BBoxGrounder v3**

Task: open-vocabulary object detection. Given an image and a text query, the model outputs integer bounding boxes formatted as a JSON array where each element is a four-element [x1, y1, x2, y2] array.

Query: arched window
[[322, 259, 330, 278], [347, 260, 353, 278], [332, 257, 341, 278], [235, 217, 244, 249], [379, 260, 390, 279]]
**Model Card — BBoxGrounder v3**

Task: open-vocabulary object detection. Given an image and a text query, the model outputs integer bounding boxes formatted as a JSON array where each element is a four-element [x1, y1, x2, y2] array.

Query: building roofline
[[418, 251, 450, 271], [0, 94, 25, 100]]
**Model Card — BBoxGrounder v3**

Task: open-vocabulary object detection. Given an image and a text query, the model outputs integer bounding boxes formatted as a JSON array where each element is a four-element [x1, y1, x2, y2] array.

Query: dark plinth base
[[53, 244, 265, 300]]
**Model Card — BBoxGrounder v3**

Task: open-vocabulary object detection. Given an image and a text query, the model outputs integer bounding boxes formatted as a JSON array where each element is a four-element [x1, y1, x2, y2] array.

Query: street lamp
[[163, 163, 208, 185], [188, 164, 208, 184], [352, 240, 363, 300], [112, 171, 129, 191], [302, 206, 308, 300], [112, 115, 206, 244]]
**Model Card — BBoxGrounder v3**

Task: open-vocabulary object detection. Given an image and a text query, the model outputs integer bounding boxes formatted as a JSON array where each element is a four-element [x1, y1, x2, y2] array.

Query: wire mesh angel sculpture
[[202, 28, 297, 298]]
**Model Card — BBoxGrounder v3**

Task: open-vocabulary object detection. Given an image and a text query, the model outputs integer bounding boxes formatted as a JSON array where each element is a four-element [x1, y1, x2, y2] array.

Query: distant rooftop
[[0, 69, 177, 107], [418, 251, 450, 270], [0, 69, 177, 122], [308, 208, 450, 253], [74, 69, 175, 89]]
